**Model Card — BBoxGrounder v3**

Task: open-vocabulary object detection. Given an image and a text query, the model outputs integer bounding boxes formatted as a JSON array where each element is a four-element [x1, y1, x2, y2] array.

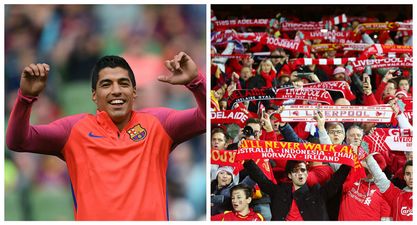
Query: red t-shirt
[[339, 179, 391, 220]]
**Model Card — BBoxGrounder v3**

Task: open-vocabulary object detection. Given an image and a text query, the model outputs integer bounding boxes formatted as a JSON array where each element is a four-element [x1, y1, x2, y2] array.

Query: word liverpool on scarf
[[227, 88, 333, 108], [278, 105, 393, 123], [352, 57, 412, 71], [236, 140, 355, 167]]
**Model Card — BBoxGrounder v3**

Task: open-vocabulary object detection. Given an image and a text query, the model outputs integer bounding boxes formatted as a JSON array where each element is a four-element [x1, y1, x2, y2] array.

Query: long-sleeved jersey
[[6, 74, 206, 220]]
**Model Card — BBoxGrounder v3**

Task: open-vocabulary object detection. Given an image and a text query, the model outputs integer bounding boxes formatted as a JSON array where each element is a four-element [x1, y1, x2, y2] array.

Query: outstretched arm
[[142, 52, 206, 147], [6, 64, 83, 158]]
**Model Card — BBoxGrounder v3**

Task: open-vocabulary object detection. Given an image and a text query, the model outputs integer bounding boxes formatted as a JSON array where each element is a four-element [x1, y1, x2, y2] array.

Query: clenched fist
[[20, 63, 50, 97]]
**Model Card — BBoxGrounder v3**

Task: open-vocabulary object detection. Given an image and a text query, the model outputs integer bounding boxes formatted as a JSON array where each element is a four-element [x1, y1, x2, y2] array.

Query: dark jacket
[[211, 180, 234, 216], [243, 160, 351, 221]]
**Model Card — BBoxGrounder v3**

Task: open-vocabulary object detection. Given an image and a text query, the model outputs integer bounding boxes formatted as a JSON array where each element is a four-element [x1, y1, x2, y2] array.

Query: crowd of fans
[[210, 6, 412, 221], [5, 5, 206, 220]]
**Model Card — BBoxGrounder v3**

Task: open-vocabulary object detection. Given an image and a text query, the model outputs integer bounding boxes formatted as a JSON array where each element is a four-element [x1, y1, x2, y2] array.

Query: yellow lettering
[[228, 151, 236, 163], [212, 150, 220, 161], [293, 143, 300, 150], [304, 142, 315, 150], [313, 144, 322, 151], [265, 141, 273, 148], [339, 146, 350, 153], [220, 152, 227, 162], [241, 140, 248, 148]]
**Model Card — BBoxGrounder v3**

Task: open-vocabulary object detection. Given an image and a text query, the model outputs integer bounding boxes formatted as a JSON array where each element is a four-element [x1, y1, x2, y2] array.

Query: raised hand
[[159, 52, 198, 85], [362, 73, 372, 95], [313, 104, 325, 130], [382, 69, 396, 83], [20, 63, 50, 97], [260, 110, 273, 132]]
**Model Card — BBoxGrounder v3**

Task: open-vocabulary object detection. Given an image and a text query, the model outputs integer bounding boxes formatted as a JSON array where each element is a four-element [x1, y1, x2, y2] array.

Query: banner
[[277, 105, 393, 123], [261, 36, 306, 53], [236, 140, 356, 166], [289, 57, 357, 66], [363, 128, 412, 153], [281, 21, 326, 31], [300, 31, 355, 43], [211, 149, 276, 183], [402, 97, 413, 121], [211, 149, 237, 166], [351, 57, 413, 71], [355, 22, 413, 33], [211, 109, 257, 127], [227, 88, 334, 108], [213, 19, 270, 30], [311, 43, 370, 52], [359, 44, 413, 59], [303, 81, 356, 101]]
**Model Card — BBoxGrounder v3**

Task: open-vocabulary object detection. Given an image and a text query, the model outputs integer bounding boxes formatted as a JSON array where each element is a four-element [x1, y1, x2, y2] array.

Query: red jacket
[[382, 183, 413, 221], [211, 209, 264, 221]]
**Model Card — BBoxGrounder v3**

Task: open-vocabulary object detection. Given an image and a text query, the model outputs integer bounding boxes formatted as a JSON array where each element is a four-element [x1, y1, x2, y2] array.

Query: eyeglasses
[[328, 130, 344, 135], [291, 168, 307, 174]]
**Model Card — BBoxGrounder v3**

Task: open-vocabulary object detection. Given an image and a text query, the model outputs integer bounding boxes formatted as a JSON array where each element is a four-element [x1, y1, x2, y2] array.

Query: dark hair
[[285, 160, 306, 174], [211, 127, 228, 141], [246, 118, 260, 126], [387, 79, 398, 88], [230, 184, 252, 199], [403, 160, 413, 174], [91, 55, 136, 91]]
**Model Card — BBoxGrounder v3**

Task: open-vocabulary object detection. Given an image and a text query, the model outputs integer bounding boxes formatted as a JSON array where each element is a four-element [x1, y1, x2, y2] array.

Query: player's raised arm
[[158, 51, 198, 85], [6, 63, 83, 157], [144, 52, 206, 147]]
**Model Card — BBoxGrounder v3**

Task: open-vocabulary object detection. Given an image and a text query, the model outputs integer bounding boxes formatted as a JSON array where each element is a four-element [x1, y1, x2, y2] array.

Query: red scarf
[[236, 140, 357, 167], [227, 88, 334, 108], [352, 57, 413, 71]]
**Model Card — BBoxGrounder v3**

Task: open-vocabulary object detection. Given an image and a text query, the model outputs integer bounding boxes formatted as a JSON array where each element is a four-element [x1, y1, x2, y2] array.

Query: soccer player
[[6, 52, 206, 220]]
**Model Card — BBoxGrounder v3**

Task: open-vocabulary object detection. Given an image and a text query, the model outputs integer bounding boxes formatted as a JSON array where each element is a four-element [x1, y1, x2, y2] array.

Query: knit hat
[[395, 90, 408, 98], [333, 66, 346, 75], [216, 166, 234, 180]]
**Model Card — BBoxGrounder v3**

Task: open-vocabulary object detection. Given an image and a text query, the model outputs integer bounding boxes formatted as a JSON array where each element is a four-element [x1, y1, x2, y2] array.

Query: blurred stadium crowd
[[4, 5, 206, 220]]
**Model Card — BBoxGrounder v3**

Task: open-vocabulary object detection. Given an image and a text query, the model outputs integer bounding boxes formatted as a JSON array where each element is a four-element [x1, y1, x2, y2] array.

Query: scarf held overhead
[[363, 128, 412, 153], [237, 140, 356, 167], [277, 105, 393, 123], [227, 88, 334, 108]]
